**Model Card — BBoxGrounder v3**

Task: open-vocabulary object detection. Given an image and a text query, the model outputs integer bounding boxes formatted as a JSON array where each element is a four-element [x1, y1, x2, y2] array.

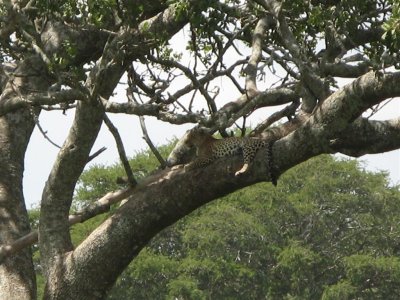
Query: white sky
[[22, 30, 400, 208]]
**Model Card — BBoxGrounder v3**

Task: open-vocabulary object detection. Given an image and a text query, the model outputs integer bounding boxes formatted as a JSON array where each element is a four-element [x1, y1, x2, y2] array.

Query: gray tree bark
[[0, 57, 51, 299]]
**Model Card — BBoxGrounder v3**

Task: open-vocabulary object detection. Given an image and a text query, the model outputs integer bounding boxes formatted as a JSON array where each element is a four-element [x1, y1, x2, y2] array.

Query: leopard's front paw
[[234, 163, 249, 176], [171, 164, 184, 171]]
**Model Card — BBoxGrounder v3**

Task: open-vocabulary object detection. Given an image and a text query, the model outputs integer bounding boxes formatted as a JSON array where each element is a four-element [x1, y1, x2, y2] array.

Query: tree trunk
[[0, 57, 51, 299], [0, 110, 37, 299]]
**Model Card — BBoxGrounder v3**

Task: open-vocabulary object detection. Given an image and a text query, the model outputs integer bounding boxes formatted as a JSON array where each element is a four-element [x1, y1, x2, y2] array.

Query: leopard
[[183, 128, 276, 184]]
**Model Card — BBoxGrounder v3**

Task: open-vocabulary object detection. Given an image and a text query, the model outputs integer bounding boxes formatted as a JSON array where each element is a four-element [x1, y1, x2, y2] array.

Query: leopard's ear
[[189, 126, 210, 136], [184, 127, 208, 145], [196, 127, 209, 134]]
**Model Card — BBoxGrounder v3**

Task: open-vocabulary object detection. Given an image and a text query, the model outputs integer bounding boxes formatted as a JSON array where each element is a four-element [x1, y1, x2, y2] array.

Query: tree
[[0, 0, 399, 299]]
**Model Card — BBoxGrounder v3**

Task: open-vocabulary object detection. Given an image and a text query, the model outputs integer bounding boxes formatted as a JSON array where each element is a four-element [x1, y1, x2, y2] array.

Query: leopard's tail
[[266, 141, 277, 186]]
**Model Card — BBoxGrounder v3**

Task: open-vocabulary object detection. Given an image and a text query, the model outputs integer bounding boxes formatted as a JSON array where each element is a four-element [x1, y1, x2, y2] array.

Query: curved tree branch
[[331, 117, 400, 156], [0, 89, 85, 116], [244, 16, 272, 93]]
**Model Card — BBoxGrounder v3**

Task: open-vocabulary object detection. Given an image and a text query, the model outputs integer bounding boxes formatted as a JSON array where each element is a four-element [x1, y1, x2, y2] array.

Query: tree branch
[[103, 100, 206, 124], [251, 99, 300, 135], [244, 16, 271, 93], [103, 114, 137, 187], [331, 117, 400, 157], [34, 115, 62, 149], [206, 87, 299, 131], [87, 147, 107, 163], [311, 71, 400, 134], [320, 61, 370, 78], [0, 89, 85, 116], [39, 100, 106, 270], [274, 70, 400, 173], [139, 116, 167, 169]]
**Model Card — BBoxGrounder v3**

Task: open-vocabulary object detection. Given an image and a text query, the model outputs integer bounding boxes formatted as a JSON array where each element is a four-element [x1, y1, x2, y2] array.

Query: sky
[[22, 31, 400, 208]]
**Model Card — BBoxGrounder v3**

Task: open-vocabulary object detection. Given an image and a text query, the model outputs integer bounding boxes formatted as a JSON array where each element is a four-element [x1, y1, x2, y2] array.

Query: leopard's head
[[186, 127, 213, 147]]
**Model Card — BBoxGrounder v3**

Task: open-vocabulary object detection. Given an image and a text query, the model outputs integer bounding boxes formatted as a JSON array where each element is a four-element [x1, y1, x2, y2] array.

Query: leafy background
[[30, 140, 400, 299]]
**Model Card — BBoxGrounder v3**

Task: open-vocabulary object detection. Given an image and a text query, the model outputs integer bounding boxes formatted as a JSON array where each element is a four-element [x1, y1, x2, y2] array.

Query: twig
[[87, 147, 107, 163], [41, 104, 77, 111], [34, 115, 62, 149], [139, 116, 167, 169], [366, 98, 393, 119], [251, 100, 300, 135], [103, 114, 137, 187]]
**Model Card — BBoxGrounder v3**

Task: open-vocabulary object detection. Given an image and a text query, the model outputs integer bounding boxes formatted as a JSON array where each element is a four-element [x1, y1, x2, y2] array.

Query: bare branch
[[160, 59, 248, 105], [251, 99, 300, 135], [0, 89, 84, 116], [208, 87, 299, 130], [87, 147, 107, 163], [147, 54, 217, 113], [103, 99, 206, 124], [103, 114, 137, 187], [34, 114, 62, 149], [139, 116, 167, 169]]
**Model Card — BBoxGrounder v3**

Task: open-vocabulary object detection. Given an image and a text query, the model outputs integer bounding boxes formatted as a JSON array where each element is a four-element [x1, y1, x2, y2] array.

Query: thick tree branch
[[331, 117, 400, 157], [320, 61, 370, 78], [0, 55, 48, 299], [39, 100, 106, 271], [0, 89, 85, 116], [274, 71, 400, 173], [59, 151, 280, 299], [325, 27, 384, 61], [244, 16, 271, 93], [311, 71, 400, 134]]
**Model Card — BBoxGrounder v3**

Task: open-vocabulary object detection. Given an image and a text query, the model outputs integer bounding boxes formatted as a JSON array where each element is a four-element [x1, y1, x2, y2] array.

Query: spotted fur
[[184, 129, 276, 184]]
